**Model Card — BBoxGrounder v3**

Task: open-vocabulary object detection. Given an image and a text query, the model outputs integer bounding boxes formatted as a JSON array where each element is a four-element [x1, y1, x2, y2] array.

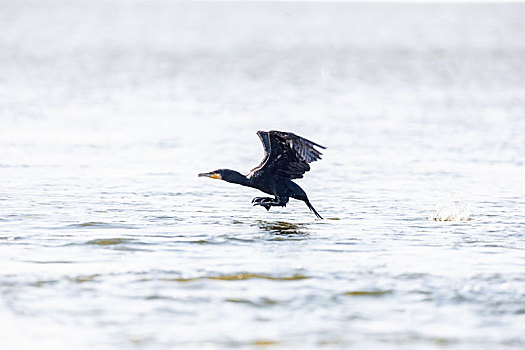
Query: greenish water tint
[[1, 2, 525, 350], [169, 273, 310, 282], [86, 238, 129, 245], [343, 290, 392, 297]]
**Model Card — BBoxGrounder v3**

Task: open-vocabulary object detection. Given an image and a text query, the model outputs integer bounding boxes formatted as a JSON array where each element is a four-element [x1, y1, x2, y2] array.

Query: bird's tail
[[305, 199, 323, 219]]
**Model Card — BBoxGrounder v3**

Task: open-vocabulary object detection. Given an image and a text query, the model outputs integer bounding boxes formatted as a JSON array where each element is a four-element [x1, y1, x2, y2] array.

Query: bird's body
[[198, 130, 325, 219]]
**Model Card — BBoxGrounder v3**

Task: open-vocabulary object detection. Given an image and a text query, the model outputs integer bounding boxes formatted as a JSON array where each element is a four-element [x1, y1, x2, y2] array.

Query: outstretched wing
[[248, 131, 271, 176], [249, 130, 325, 180]]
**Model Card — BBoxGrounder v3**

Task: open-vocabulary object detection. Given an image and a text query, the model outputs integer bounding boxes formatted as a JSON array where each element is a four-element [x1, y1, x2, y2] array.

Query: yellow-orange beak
[[198, 172, 222, 180]]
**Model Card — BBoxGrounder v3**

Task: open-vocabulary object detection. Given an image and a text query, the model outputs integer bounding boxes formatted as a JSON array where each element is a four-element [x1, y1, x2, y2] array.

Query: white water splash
[[429, 196, 472, 221]]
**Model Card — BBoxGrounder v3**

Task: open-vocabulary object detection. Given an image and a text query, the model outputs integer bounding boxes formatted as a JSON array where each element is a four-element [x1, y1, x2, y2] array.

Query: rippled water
[[1, 1, 525, 349]]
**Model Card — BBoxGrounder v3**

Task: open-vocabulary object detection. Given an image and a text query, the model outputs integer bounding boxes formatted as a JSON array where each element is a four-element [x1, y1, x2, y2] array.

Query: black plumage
[[198, 130, 326, 218]]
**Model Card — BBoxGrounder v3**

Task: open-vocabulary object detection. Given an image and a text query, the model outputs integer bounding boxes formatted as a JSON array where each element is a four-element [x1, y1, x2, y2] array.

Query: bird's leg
[[252, 197, 273, 204], [252, 197, 274, 210], [252, 196, 289, 211]]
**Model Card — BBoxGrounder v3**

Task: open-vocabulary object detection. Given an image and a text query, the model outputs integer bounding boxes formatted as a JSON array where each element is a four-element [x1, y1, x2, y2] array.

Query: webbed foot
[[252, 197, 268, 204], [252, 197, 273, 211]]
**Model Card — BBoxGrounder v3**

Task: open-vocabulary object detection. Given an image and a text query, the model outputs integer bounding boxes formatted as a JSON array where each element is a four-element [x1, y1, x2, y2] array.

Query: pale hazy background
[[1, 1, 524, 349]]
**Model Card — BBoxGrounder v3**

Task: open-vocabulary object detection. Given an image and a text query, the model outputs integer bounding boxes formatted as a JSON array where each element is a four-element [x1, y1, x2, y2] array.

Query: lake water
[[1, 1, 524, 349]]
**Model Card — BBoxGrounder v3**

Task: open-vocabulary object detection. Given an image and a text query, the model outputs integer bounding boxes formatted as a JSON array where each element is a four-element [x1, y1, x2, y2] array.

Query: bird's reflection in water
[[256, 220, 309, 237]]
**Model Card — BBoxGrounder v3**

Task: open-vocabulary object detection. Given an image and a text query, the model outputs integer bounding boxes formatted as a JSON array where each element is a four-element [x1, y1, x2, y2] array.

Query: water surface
[[1, 1, 524, 349]]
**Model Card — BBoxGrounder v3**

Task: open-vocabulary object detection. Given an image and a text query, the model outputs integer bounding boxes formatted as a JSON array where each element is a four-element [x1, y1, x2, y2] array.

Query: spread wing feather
[[249, 130, 325, 180]]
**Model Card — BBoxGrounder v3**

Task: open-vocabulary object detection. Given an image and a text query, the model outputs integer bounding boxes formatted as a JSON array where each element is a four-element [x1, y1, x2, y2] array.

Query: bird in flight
[[198, 130, 325, 218]]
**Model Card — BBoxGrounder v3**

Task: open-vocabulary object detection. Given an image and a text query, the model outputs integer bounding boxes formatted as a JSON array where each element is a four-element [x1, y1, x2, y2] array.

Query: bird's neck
[[224, 170, 250, 187]]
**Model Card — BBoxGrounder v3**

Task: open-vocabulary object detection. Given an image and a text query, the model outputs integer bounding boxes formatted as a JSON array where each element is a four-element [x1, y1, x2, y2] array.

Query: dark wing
[[249, 130, 325, 180], [248, 131, 272, 177]]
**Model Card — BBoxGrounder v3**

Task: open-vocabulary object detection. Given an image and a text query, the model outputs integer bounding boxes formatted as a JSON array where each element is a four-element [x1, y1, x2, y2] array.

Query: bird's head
[[198, 169, 247, 184], [198, 169, 225, 180]]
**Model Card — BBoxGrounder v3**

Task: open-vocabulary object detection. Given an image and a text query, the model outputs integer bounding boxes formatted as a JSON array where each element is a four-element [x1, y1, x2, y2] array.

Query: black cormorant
[[198, 130, 325, 219]]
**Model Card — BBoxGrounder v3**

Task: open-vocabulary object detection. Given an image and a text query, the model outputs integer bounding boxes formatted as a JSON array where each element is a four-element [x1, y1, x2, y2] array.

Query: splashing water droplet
[[429, 195, 471, 222]]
